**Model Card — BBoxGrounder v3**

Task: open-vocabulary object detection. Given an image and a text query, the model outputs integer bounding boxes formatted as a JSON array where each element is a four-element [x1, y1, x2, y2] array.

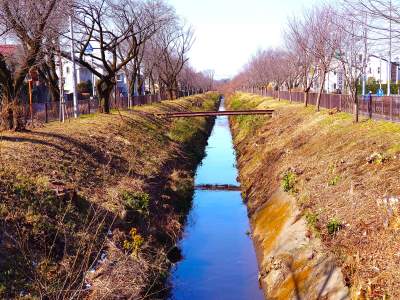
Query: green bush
[[305, 211, 320, 236], [357, 83, 400, 95], [327, 218, 342, 235], [77, 81, 93, 95], [328, 175, 341, 186], [305, 212, 318, 228], [282, 170, 297, 193], [122, 191, 150, 217]]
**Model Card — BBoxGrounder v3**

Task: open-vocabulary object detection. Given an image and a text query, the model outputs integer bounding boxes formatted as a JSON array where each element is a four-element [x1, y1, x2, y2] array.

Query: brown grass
[[0, 93, 219, 299], [229, 92, 400, 299]]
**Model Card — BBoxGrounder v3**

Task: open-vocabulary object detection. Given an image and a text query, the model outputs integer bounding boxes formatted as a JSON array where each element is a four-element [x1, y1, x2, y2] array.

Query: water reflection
[[169, 99, 263, 300]]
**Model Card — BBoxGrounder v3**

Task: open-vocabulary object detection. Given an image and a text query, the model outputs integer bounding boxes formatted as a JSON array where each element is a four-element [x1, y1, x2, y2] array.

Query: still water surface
[[169, 100, 263, 300]]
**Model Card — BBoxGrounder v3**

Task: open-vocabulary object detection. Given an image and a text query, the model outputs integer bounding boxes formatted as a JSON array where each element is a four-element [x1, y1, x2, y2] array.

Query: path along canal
[[169, 99, 264, 300]]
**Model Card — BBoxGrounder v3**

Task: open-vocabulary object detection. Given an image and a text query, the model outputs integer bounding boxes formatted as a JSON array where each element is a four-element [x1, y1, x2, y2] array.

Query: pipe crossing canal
[[168, 98, 264, 300], [155, 109, 274, 118]]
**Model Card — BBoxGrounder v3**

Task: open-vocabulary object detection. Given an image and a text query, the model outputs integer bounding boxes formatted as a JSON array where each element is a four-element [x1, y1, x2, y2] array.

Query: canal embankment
[[228, 92, 400, 299], [0, 93, 219, 299]]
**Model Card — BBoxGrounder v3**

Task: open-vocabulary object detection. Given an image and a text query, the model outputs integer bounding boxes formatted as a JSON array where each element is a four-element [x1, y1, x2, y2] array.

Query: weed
[[367, 152, 388, 164], [122, 191, 150, 217], [282, 170, 297, 194], [327, 218, 342, 235], [328, 175, 341, 186], [305, 211, 320, 237], [305, 212, 319, 228], [123, 228, 144, 257]]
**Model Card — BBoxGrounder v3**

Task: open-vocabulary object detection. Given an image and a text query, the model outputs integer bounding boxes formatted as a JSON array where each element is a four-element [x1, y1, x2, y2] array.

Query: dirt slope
[[0, 93, 219, 299], [228, 92, 400, 299]]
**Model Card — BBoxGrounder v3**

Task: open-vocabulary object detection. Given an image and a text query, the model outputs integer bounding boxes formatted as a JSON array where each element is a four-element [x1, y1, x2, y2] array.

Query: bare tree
[[0, 0, 68, 130], [64, 0, 167, 113], [117, 0, 175, 106], [337, 17, 366, 122], [308, 4, 343, 111], [151, 20, 193, 99], [285, 12, 319, 106]]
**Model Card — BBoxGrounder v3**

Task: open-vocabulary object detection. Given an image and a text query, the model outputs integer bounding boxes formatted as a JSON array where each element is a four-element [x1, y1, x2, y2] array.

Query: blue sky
[[169, 0, 317, 79]]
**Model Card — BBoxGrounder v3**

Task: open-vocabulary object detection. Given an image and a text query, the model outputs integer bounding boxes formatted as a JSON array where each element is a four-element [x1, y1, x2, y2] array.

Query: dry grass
[[229, 92, 400, 299], [0, 92, 219, 299]]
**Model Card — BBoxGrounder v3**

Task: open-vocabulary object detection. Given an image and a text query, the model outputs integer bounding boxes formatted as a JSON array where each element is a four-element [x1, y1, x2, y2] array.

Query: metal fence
[[248, 88, 400, 122], [16, 94, 168, 125]]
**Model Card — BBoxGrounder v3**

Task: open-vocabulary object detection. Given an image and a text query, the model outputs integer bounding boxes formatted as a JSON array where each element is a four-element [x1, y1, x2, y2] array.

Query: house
[[324, 61, 345, 93], [60, 58, 93, 95], [366, 55, 400, 84]]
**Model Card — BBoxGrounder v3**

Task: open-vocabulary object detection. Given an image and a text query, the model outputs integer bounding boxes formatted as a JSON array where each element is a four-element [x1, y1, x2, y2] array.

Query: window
[[117, 74, 123, 81], [378, 67, 380, 74], [66, 66, 70, 74], [334, 83, 337, 90]]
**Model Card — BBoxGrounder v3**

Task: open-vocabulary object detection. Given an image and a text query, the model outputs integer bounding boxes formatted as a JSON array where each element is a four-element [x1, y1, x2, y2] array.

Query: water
[[169, 99, 264, 300]]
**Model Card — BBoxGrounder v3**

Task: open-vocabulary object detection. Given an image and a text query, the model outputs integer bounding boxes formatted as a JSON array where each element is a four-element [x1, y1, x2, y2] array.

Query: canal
[[169, 98, 264, 300]]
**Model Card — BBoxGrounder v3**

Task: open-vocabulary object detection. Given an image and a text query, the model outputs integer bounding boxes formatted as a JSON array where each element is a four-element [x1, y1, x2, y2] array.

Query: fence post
[[390, 96, 393, 121], [45, 102, 48, 123]]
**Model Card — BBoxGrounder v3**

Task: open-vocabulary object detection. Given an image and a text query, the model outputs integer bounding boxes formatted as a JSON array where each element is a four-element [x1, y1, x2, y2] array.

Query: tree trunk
[[1, 98, 25, 131], [168, 89, 177, 100], [354, 89, 359, 122], [96, 80, 114, 113], [304, 91, 309, 107], [48, 83, 60, 103], [138, 75, 145, 96], [316, 72, 327, 112], [289, 88, 292, 102]]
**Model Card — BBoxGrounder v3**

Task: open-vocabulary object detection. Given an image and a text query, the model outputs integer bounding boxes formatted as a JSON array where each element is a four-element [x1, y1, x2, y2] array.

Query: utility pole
[[91, 57, 96, 98], [58, 47, 65, 122], [388, 0, 392, 96], [362, 12, 368, 97], [69, 15, 78, 118]]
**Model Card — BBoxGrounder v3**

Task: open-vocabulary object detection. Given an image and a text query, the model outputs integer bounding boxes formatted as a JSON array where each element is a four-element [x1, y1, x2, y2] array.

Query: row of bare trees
[[0, 0, 214, 130], [232, 1, 400, 122]]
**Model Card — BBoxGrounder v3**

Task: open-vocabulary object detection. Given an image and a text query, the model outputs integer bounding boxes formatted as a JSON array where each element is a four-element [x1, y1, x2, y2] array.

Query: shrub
[[77, 81, 92, 94], [327, 218, 342, 235], [305, 211, 320, 236], [123, 228, 144, 257], [305, 212, 318, 228], [122, 191, 150, 217], [282, 170, 297, 193], [328, 175, 341, 186]]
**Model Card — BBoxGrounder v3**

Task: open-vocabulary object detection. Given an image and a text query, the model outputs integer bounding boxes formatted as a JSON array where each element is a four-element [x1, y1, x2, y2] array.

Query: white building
[[324, 62, 345, 93], [61, 58, 93, 94], [314, 55, 400, 95], [366, 55, 400, 84]]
